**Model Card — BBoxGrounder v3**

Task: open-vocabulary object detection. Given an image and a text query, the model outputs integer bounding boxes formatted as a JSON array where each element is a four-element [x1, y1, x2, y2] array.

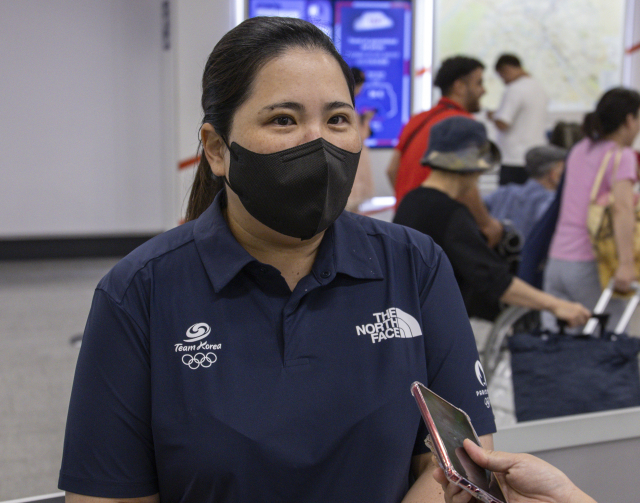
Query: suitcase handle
[[583, 280, 640, 335]]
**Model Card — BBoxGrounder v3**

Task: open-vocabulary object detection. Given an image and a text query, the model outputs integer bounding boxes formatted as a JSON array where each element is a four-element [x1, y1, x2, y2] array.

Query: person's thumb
[[463, 439, 513, 473]]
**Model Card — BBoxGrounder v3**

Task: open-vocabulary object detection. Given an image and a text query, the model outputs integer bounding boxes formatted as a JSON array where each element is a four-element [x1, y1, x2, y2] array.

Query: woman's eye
[[273, 116, 294, 126], [328, 115, 348, 125]]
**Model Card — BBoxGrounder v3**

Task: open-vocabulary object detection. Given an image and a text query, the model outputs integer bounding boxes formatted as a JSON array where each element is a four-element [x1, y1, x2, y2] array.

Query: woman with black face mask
[[59, 17, 496, 503]]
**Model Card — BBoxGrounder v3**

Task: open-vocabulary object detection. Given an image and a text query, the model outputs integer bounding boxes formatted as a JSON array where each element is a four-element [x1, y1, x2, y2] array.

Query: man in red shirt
[[388, 56, 503, 246]]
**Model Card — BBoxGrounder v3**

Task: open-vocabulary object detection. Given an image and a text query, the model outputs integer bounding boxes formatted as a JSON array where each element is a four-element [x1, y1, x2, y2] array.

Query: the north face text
[[355, 307, 423, 343]]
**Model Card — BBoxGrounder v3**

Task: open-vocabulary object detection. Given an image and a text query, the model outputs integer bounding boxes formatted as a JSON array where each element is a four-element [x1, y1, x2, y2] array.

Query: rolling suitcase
[[508, 281, 640, 421]]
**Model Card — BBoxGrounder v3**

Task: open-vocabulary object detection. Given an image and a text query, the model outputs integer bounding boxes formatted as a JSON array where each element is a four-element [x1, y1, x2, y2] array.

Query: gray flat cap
[[525, 145, 567, 178]]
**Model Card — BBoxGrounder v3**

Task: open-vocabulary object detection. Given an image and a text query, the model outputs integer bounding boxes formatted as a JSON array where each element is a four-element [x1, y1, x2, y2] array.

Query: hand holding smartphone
[[410, 382, 507, 503]]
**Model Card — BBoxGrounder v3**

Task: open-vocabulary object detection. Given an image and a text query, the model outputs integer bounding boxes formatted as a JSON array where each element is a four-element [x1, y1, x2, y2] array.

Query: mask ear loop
[[215, 131, 235, 189], [219, 136, 237, 160]]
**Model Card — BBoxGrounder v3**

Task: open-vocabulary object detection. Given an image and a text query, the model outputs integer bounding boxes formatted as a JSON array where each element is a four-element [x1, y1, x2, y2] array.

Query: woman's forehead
[[247, 48, 350, 102]]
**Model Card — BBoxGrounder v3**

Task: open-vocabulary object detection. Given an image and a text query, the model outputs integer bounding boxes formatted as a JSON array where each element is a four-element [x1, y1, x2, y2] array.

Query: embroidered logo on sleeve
[[175, 323, 221, 369], [475, 360, 487, 387], [355, 307, 423, 343], [474, 360, 491, 407]]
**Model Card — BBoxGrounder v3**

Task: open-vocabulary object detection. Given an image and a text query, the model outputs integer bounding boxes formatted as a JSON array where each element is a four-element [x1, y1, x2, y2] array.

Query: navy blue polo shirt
[[59, 193, 495, 502]]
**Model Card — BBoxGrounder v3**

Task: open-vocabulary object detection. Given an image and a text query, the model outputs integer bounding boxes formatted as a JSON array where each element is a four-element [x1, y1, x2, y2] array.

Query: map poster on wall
[[435, 0, 626, 112], [335, 1, 412, 147], [249, 0, 334, 38]]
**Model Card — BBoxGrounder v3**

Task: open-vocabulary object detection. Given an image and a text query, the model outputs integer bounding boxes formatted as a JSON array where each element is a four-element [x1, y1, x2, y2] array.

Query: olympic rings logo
[[182, 352, 217, 369]]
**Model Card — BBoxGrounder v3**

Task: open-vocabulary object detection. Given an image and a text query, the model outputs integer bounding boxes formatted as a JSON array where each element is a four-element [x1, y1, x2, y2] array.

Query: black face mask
[[225, 138, 361, 240]]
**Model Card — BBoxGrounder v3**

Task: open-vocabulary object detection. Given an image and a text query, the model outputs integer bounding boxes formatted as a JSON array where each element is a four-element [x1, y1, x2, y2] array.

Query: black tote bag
[[509, 329, 640, 422]]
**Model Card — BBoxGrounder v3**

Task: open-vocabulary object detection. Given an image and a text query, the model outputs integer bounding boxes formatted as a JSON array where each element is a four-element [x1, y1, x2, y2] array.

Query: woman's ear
[[201, 124, 228, 177]]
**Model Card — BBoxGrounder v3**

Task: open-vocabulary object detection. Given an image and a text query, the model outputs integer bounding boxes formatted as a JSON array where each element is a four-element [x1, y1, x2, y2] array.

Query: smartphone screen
[[412, 383, 506, 502]]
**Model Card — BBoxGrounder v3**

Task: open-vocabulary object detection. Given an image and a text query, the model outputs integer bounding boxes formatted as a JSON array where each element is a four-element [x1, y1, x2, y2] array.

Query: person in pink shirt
[[544, 88, 640, 329]]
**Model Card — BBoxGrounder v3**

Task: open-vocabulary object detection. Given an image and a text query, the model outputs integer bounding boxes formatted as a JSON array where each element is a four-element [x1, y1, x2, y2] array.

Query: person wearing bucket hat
[[485, 145, 567, 240], [419, 115, 502, 173], [394, 117, 590, 325]]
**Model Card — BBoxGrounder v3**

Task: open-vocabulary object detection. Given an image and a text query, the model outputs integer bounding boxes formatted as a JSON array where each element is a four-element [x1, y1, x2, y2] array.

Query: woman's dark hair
[[185, 17, 355, 221], [351, 67, 366, 86], [583, 87, 640, 142]]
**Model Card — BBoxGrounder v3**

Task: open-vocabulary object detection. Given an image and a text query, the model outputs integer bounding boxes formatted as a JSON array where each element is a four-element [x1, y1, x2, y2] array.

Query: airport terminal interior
[[2, 0, 640, 502]]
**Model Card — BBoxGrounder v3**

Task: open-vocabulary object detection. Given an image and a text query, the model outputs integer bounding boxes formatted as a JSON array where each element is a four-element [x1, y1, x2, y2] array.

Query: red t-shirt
[[394, 97, 470, 207]]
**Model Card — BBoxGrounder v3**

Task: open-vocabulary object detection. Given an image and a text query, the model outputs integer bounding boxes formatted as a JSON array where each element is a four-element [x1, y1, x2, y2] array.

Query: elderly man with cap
[[393, 116, 589, 325], [485, 145, 567, 240]]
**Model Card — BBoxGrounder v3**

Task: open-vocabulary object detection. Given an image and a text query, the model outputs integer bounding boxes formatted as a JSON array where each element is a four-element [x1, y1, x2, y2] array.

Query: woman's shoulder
[[98, 221, 198, 302], [618, 145, 639, 166], [596, 142, 638, 179], [566, 137, 592, 160]]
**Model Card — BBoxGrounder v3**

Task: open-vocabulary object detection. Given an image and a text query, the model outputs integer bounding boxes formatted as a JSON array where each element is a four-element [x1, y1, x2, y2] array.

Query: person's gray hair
[[524, 145, 567, 178]]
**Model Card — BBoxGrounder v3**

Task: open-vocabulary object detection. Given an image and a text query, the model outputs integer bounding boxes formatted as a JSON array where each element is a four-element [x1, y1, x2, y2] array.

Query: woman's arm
[[401, 453, 443, 503], [401, 435, 494, 503], [66, 493, 160, 503], [611, 179, 636, 292], [500, 277, 590, 326], [386, 150, 401, 188]]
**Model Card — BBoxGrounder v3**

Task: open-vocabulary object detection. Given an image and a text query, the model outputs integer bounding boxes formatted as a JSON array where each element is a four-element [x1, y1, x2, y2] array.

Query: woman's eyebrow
[[326, 101, 354, 111], [262, 101, 304, 112], [261, 101, 354, 112]]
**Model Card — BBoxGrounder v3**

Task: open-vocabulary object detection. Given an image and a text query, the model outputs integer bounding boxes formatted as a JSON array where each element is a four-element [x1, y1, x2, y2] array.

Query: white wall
[[0, 0, 172, 238], [173, 0, 235, 220]]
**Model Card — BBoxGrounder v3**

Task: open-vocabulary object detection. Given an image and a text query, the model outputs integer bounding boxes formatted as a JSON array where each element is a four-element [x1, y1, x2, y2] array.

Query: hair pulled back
[[185, 17, 355, 221], [582, 87, 640, 142]]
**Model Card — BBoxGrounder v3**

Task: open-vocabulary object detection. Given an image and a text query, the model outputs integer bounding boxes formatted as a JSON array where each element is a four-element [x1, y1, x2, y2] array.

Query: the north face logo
[[355, 307, 423, 343]]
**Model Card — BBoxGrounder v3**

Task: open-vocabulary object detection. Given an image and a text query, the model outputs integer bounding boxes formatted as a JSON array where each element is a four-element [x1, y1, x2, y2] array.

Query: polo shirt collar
[[193, 194, 384, 292], [193, 192, 257, 293]]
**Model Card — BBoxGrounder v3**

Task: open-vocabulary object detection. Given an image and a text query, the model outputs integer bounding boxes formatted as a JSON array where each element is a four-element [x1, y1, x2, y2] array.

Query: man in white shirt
[[489, 54, 549, 185]]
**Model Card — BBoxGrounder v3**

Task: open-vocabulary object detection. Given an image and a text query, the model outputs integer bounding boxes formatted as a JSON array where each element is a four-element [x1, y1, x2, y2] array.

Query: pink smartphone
[[411, 382, 507, 503]]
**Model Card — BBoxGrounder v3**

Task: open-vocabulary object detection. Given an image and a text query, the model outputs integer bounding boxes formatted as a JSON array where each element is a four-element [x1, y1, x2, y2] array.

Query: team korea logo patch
[[355, 307, 423, 343], [175, 323, 221, 369]]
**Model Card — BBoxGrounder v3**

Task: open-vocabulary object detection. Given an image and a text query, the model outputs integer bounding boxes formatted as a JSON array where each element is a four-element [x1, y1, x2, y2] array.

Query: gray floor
[[0, 258, 118, 501]]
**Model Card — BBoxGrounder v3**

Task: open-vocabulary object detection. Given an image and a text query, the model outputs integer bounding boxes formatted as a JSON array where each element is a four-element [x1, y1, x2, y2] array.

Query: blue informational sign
[[335, 1, 412, 147], [247, 0, 412, 147], [249, 0, 334, 38]]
